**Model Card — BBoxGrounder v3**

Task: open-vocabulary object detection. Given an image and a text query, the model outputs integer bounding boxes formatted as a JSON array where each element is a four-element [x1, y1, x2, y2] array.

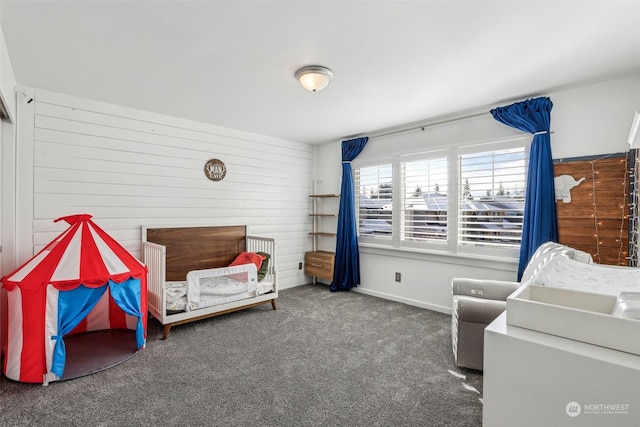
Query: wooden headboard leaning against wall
[[553, 153, 631, 266], [145, 225, 247, 281]]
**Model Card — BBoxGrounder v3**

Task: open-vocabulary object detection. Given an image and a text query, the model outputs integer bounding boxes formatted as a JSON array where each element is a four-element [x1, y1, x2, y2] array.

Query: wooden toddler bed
[[142, 225, 277, 339]]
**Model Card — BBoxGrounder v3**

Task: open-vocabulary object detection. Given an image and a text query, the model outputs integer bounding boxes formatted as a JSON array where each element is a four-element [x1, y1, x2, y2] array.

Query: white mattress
[[164, 263, 274, 313], [534, 255, 640, 296]]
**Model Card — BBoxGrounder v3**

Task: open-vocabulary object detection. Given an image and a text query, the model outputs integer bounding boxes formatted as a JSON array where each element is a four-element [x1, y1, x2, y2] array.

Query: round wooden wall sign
[[204, 159, 227, 181]]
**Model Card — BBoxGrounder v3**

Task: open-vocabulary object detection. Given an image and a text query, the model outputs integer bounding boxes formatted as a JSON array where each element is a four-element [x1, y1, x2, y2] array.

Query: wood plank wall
[[29, 90, 314, 288], [630, 150, 639, 267], [554, 155, 630, 265]]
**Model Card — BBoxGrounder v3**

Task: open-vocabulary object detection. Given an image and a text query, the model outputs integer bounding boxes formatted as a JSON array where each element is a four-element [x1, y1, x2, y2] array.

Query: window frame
[[353, 136, 530, 260], [399, 150, 452, 252], [455, 139, 529, 259], [355, 157, 395, 246]]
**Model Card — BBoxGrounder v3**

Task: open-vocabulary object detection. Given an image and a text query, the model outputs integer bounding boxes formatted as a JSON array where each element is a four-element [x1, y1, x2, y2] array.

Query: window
[[401, 154, 448, 244], [356, 163, 393, 239], [458, 146, 526, 251], [354, 139, 528, 258]]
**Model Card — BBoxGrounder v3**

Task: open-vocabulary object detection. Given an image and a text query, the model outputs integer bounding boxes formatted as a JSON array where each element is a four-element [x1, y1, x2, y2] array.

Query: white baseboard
[[353, 287, 452, 315], [279, 282, 310, 291], [287, 282, 452, 315]]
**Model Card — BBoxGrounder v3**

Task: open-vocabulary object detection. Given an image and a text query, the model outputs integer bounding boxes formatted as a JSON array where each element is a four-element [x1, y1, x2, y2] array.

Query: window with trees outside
[[355, 163, 393, 240], [401, 153, 448, 246], [354, 140, 527, 258]]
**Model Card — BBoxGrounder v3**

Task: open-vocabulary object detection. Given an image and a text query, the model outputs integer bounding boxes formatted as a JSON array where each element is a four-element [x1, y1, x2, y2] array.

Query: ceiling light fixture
[[295, 66, 333, 92]]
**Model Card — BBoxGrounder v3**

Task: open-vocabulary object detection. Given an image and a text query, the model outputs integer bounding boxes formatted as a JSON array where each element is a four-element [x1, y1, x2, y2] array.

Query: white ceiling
[[1, 1, 639, 144]]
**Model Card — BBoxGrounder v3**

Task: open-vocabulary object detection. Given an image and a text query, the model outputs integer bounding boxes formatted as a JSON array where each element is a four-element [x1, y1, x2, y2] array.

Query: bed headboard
[[145, 225, 246, 281]]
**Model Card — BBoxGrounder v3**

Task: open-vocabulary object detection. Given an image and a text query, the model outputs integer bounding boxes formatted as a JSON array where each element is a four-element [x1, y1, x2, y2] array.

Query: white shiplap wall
[[26, 89, 313, 289]]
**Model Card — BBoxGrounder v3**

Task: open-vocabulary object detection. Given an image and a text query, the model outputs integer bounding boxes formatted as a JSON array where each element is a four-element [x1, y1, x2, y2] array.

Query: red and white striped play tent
[[1, 214, 147, 384]]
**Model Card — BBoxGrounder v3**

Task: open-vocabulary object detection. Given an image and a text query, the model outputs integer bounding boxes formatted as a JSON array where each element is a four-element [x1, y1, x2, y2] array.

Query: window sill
[[358, 242, 518, 272]]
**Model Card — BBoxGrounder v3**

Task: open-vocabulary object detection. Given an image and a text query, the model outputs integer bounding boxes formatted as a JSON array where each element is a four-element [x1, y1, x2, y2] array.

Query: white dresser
[[483, 312, 640, 427]]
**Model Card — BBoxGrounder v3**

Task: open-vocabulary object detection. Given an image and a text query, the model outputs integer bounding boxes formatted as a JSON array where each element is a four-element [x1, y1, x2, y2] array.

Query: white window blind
[[356, 163, 393, 239], [401, 156, 448, 242], [458, 147, 526, 249]]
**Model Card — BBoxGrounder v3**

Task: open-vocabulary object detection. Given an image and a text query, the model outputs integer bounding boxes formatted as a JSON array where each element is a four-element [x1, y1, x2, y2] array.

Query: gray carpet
[[0, 284, 483, 426]]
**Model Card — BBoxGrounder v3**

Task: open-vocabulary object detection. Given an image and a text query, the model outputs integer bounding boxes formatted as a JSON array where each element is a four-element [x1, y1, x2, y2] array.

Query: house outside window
[[355, 162, 393, 240], [354, 139, 527, 258], [401, 152, 449, 249], [457, 144, 526, 257]]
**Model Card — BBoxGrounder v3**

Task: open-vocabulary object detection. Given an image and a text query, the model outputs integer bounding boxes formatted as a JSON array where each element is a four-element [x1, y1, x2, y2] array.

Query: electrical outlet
[[395, 272, 401, 282], [299, 261, 303, 270]]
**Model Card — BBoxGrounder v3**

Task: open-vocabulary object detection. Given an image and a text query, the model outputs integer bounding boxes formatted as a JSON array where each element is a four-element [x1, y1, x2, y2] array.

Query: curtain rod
[[356, 111, 553, 140], [346, 93, 555, 141], [364, 111, 491, 140]]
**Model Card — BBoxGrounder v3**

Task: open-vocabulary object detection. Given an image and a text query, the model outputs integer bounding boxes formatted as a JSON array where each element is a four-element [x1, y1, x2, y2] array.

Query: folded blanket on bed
[[165, 281, 188, 312], [229, 251, 271, 281]]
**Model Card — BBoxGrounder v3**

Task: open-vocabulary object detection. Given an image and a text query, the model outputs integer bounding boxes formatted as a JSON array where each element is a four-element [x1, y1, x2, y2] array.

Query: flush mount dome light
[[295, 66, 333, 92]]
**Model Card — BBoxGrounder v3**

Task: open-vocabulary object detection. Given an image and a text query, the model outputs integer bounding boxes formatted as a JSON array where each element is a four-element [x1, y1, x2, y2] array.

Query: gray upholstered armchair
[[451, 241, 593, 370], [451, 279, 520, 370]]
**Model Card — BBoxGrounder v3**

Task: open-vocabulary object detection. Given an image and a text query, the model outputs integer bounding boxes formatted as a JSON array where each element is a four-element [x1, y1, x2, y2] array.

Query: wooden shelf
[[308, 192, 339, 282]]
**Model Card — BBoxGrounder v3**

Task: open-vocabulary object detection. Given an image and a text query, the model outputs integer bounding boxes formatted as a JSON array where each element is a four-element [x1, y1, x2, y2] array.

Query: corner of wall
[[313, 140, 342, 195], [0, 20, 17, 123]]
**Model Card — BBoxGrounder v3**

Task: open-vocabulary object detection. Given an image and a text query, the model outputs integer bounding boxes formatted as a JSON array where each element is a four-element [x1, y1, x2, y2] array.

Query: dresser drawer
[[305, 251, 335, 280]]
